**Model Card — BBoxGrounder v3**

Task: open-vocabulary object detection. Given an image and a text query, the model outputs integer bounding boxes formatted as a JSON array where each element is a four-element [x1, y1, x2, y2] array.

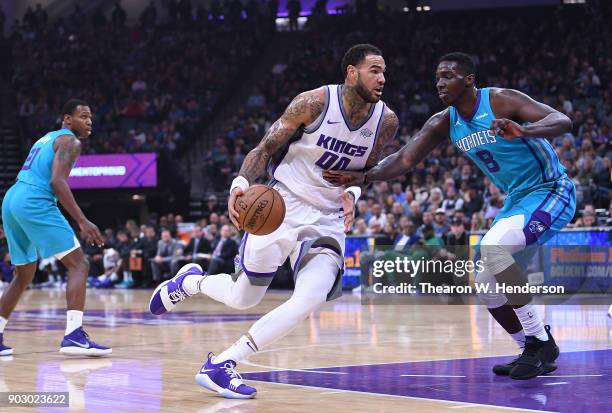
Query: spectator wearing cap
[[433, 208, 450, 238], [454, 207, 467, 226], [462, 185, 483, 218], [445, 218, 468, 247]]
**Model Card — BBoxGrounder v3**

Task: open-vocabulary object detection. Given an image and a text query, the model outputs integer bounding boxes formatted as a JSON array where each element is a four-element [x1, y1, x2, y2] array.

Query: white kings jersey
[[269, 84, 386, 211]]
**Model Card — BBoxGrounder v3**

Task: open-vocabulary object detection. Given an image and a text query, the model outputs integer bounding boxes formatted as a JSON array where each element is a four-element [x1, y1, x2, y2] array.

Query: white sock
[[514, 304, 547, 341], [66, 310, 83, 335], [510, 330, 526, 348], [214, 335, 258, 364], [0, 317, 7, 334], [183, 274, 205, 295]]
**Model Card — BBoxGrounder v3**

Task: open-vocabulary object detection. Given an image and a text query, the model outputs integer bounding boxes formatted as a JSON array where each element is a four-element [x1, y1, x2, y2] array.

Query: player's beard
[[355, 75, 379, 103]]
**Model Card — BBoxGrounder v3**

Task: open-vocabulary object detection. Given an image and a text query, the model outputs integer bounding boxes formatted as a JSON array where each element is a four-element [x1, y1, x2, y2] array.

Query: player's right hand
[[322, 170, 364, 186], [228, 187, 244, 230], [79, 219, 104, 246]]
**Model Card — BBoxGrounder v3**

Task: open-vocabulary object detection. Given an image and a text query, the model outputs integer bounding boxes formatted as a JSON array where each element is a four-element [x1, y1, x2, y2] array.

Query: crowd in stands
[[0, 209, 242, 289], [8, 1, 274, 161], [202, 2, 611, 231], [0, 2, 609, 287]]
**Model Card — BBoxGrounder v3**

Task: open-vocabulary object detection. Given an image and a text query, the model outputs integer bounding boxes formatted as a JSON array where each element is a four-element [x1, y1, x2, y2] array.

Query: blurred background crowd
[[0, 0, 609, 288]]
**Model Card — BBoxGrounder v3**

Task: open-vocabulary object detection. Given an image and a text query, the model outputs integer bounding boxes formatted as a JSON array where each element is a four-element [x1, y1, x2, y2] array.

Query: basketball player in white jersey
[[149, 44, 399, 398]]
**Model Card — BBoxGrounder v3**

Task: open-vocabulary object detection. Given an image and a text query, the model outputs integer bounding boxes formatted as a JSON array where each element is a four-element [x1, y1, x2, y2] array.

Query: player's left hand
[[490, 118, 525, 139], [340, 192, 355, 233], [323, 170, 364, 186]]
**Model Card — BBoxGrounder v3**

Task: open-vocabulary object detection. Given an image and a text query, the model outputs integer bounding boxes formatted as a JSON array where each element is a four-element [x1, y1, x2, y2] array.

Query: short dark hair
[[341, 44, 382, 77], [439, 52, 476, 76], [61, 99, 89, 117]]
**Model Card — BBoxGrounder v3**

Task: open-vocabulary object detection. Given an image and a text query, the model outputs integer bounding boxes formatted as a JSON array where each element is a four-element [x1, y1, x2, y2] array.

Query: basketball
[[234, 184, 285, 236]]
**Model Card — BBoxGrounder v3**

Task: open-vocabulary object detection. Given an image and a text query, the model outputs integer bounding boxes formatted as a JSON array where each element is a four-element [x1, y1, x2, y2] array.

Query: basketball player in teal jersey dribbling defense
[[324, 52, 576, 380], [0, 99, 111, 356]]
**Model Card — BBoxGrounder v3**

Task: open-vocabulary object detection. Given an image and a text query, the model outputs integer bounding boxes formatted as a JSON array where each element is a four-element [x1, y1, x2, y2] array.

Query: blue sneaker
[[0, 334, 13, 356], [60, 327, 112, 357], [195, 353, 257, 399], [149, 263, 204, 315]]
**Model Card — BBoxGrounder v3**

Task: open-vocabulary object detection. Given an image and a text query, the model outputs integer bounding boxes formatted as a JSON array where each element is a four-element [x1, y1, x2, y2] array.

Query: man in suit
[[207, 225, 239, 274], [151, 229, 181, 281], [175, 225, 212, 271], [131, 226, 158, 287]]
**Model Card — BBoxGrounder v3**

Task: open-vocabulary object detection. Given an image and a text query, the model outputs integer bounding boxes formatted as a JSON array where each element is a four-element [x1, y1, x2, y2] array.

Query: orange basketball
[[234, 184, 285, 236]]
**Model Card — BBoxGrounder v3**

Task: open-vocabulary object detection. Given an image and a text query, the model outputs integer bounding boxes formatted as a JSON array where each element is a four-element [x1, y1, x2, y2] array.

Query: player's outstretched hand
[[79, 219, 104, 247], [322, 170, 364, 186], [228, 187, 244, 230], [490, 118, 524, 139], [340, 192, 355, 233]]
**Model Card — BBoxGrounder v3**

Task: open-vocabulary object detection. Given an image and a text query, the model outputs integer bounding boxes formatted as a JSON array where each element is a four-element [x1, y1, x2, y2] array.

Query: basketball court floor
[[0, 289, 610, 413]]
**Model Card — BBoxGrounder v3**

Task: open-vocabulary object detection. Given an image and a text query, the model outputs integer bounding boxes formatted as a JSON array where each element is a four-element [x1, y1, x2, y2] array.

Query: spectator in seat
[[433, 208, 450, 238], [132, 226, 159, 287], [207, 225, 239, 274], [151, 229, 181, 282], [176, 225, 212, 271]]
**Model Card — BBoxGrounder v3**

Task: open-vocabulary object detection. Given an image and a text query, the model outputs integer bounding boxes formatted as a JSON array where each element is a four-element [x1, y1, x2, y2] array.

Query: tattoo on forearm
[[365, 110, 399, 169]]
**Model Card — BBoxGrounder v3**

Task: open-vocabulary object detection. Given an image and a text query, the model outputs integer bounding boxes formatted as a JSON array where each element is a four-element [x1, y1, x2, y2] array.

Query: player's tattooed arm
[[323, 110, 448, 186], [51, 135, 103, 245], [238, 88, 326, 184], [365, 108, 399, 169], [489, 88, 572, 139], [342, 107, 398, 198]]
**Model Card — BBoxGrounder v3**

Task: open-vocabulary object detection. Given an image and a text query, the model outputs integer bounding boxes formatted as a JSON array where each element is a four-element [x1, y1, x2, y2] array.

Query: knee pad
[[480, 216, 527, 276], [480, 243, 515, 276], [474, 266, 508, 309]]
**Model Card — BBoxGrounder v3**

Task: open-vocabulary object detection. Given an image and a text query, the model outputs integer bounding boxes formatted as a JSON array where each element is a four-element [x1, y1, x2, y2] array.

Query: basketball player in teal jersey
[[0, 99, 111, 356], [324, 52, 576, 380]]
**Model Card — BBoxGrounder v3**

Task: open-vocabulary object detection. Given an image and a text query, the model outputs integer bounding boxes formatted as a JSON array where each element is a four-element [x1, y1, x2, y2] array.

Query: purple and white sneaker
[[60, 327, 112, 357], [0, 333, 13, 356], [149, 263, 204, 315], [195, 353, 257, 399]]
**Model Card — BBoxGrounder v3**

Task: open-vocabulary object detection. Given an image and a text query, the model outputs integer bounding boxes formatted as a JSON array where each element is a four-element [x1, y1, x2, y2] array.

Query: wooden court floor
[[0, 288, 610, 413]]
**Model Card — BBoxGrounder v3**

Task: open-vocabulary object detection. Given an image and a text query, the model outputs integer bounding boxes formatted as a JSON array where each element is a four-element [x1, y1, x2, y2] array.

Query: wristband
[[344, 186, 361, 204], [230, 176, 250, 193]]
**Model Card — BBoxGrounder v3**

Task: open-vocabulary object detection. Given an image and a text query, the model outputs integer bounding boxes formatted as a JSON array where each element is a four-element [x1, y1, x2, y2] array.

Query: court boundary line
[[244, 379, 560, 413], [241, 346, 612, 374]]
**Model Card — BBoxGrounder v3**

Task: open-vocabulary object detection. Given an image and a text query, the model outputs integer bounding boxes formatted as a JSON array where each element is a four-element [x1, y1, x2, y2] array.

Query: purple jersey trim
[[457, 89, 481, 122], [368, 103, 387, 169], [303, 86, 330, 134], [240, 233, 277, 277]]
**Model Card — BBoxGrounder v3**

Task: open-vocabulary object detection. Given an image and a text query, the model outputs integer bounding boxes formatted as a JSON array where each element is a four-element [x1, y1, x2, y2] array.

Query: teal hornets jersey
[[16, 128, 76, 197], [449, 88, 566, 196]]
